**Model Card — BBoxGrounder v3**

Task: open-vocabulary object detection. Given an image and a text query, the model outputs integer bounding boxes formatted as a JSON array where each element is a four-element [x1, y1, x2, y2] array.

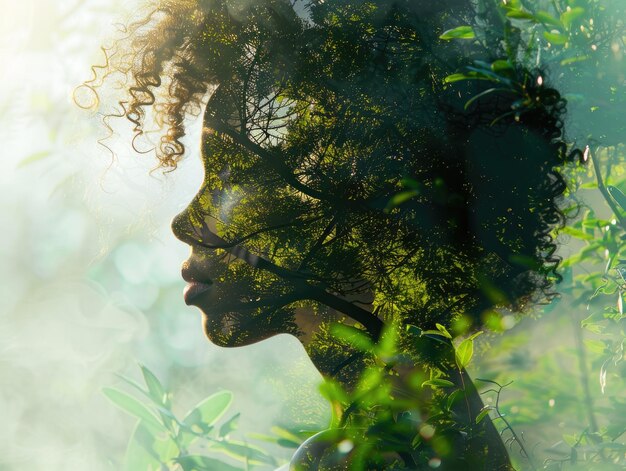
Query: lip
[[181, 259, 215, 305], [183, 281, 213, 305]]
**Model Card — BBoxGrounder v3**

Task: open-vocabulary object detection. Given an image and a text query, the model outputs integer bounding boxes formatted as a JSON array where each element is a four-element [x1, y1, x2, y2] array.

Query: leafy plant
[[104, 365, 283, 470], [287, 323, 518, 469]]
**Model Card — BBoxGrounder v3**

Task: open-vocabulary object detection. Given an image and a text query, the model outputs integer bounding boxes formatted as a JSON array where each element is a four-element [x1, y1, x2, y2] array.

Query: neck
[[300, 325, 513, 470]]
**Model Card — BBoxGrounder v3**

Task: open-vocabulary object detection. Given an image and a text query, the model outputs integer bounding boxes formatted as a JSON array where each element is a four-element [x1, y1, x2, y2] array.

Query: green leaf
[[581, 311, 605, 334], [420, 331, 454, 345], [607, 186, 626, 213], [422, 379, 455, 388], [377, 324, 399, 357], [124, 423, 178, 471], [560, 55, 590, 66], [579, 181, 598, 189], [247, 431, 303, 450], [330, 323, 374, 351], [439, 26, 475, 40], [444, 73, 471, 84], [535, 10, 563, 28], [444, 72, 492, 84], [102, 388, 165, 432], [114, 374, 179, 428], [115, 374, 151, 400], [180, 391, 232, 447], [584, 339, 607, 354], [446, 389, 463, 411], [455, 338, 474, 369], [356, 367, 384, 394], [560, 226, 595, 241], [248, 427, 305, 449], [249, 427, 305, 449], [466, 66, 510, 84], [476, 407, 493, 424], [464, 88, 511, 110], [277, 438, 302, 449], [406, 324, 422, 336], [491, 60, 513, 72], [270, 426, 304, 448], [468, 331, 484, 342], [211, 440, 276, 466], [176, 455, 243, 471], [560, 7, 585, 29], [140, 364, 168, 406], [543, 31, 568, 45], [400, 177, 422, 191], [319, 379, 349, 404], [183, 391, 232, 430], [435, 323, 453, 339], [505, 9, 534, 20], [17, 150, 52, 168], [385, 190, 419, 211], [219, 413, 240, 438]]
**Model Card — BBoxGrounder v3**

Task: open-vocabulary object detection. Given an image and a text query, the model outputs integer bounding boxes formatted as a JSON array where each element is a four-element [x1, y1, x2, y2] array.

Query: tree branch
[[204, 115, 329, 202], [195, 221, 384, 339]]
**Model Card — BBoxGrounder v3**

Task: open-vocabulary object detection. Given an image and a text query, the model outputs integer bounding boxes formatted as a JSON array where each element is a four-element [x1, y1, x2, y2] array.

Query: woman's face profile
[[169, 103, 362, 352], [104, 0, 571, 383]]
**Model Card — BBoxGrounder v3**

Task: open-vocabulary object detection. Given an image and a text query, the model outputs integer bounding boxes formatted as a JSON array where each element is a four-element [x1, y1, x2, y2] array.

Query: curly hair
[[80, 0, 579, 330]]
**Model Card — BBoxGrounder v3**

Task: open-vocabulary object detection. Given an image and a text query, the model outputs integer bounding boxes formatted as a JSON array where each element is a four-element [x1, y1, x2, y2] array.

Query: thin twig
[[477, 379, 538, 471]]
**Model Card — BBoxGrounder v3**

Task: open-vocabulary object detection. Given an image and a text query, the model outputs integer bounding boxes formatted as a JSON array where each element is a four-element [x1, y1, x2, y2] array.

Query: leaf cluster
[[104, 365, 282, 470]]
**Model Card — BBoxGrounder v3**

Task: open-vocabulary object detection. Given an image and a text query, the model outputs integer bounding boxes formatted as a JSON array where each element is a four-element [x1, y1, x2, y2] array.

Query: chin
[[201, 312, 238, 347], [201, 312, 275, 348]]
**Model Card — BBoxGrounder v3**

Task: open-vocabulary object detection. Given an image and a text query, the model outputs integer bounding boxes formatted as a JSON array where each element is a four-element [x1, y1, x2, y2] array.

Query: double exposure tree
[[79, 0, 597, 469]]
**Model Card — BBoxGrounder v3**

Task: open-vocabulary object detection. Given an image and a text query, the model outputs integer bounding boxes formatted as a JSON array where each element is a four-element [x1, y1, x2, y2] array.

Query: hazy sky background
[[0, 1, 328, 469]]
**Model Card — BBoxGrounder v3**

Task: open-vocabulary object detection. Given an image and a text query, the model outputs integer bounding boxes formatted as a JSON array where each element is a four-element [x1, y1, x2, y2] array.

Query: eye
[[218, 166, 231, 183]]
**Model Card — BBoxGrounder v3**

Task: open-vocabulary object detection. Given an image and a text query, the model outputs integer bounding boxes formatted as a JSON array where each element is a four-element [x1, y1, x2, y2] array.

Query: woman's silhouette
[[84, 0, 577, 468]]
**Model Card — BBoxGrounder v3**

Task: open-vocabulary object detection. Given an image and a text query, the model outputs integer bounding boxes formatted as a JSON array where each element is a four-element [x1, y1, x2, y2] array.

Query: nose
[[172, 180, 214, 246], [171, 208, 199, 246]]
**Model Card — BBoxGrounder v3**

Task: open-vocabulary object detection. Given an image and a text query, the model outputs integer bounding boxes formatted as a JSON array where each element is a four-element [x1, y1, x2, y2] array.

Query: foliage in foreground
[[104, 364, 300, 470]]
